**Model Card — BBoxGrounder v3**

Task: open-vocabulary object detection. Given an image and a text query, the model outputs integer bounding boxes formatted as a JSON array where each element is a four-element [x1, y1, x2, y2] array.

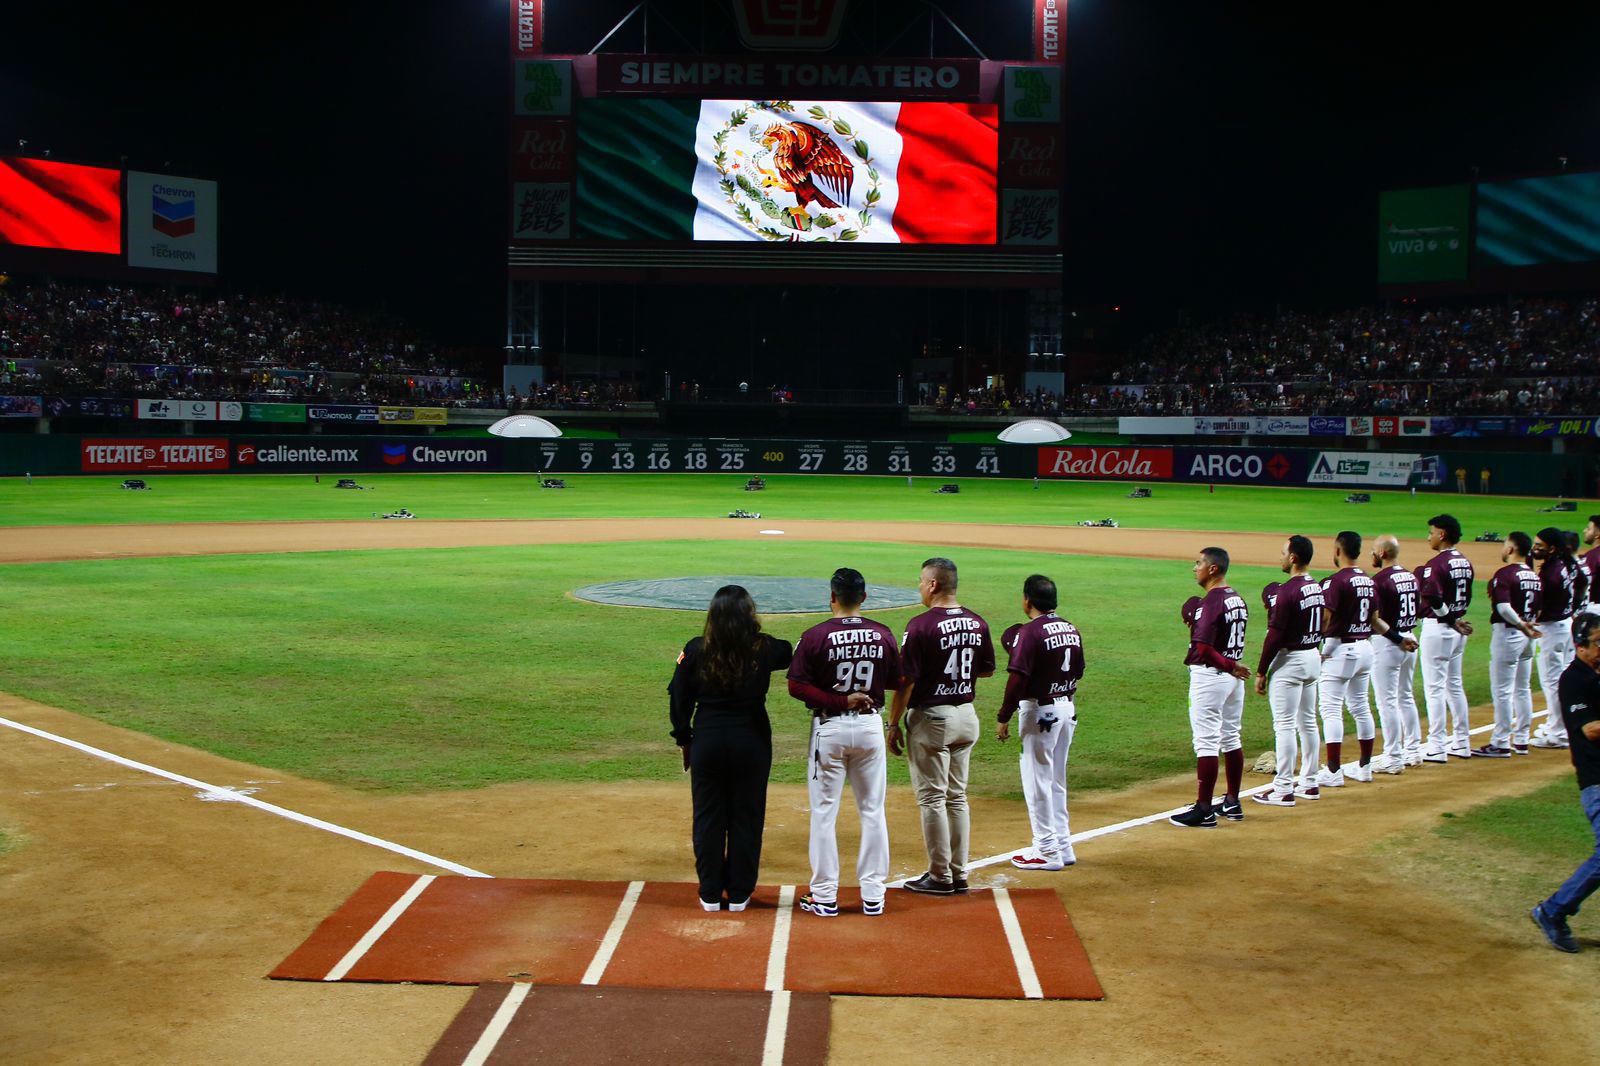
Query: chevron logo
[[152, 192, 196, 238]]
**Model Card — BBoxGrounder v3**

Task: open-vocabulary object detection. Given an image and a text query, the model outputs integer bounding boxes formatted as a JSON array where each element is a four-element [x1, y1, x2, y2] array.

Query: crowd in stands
[[934, 295, 1600, 417]]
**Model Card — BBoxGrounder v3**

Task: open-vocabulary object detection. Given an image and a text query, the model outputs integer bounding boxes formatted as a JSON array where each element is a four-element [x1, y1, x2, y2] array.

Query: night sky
[[3, 1, 1597, 346]]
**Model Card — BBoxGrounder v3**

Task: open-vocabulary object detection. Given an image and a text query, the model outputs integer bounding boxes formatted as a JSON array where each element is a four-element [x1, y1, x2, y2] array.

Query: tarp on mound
[[572, 576, 921, 614]]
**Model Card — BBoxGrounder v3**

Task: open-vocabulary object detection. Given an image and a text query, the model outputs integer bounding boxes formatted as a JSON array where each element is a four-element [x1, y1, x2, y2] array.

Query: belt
[[814, 708, 879, 720]]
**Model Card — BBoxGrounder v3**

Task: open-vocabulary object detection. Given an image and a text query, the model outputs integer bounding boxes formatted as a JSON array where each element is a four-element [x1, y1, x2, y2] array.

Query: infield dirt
[[1, 519, 1595, 1064]]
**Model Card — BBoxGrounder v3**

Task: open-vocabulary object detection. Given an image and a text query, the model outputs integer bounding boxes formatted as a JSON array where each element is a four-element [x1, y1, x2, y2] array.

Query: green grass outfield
[[0, 539, 1497, 797], [0, 472, 1583, 532]]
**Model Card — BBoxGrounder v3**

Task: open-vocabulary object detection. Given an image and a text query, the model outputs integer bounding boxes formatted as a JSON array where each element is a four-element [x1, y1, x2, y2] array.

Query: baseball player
[[1368, 535, 1424, 771], [1318, 531, 1411, 784], [996, 574, 1085, 870], [1475, 532, 1543, 758], [1417, 514, 1475, 760], [1171, 547, 1251, 829], [889, 557, 995, 895], [1578, 516, 1600, 624], [1531, 528, 1583, 749], [1252, 535, 1324, 807], [787, 567, 899, 917]]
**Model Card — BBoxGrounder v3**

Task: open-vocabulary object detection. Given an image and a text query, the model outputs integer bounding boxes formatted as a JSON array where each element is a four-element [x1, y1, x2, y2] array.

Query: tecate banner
[[1037, 446, 1174, 480], [308, 404, 379, 423], [81, 439, 229, 472], [125, 172, 219, 275], [1306, 451, 1422, 487]]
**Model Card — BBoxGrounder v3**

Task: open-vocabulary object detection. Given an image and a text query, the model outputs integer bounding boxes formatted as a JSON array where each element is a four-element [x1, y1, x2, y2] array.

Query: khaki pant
[[906, 703, 981, 880]]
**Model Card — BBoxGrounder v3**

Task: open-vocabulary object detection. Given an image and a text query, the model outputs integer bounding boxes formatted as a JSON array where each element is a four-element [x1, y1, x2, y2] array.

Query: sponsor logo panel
[[81, 438, 229, 472], [1306, 451, 1421, 486], [511, 119, 573, 181], [0, 395, 43, 418], [1000, 128, 1061, 187], [308, 404, 380, 423], [1176, 448, 1306, 484], [1000, 189, 1060, 246], [378, 406, 448, 426], [1037, 446, 1174, 480], [124, 172, 219, 275]]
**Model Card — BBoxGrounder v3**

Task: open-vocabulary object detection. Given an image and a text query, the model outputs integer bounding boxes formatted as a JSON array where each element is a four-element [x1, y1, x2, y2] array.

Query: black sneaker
[[1168, 803, 1217, 829], [1531, 903, 1580, 953], [1215, 796, 1244, 822], [1472, 745, 1512, 759], [950, 874, 970, 893], [902, 872, 956, 895]]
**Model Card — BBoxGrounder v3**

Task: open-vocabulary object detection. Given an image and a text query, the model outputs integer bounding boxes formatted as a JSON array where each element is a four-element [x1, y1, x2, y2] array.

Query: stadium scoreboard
[[532, 437, 1022, 477]]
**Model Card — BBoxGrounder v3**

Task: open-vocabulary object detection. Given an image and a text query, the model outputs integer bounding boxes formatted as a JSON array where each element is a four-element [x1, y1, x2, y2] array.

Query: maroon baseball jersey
[[1269, 574, 1324, 650], [900, 605, 995, 707], [1417, 549, 1474, 623], [1372, 564, 1421, 633], [1261, 582, 1282, 610], [1538, 555, 1579, 622], [1584, 547, 1600, 606], [1322, 566, 1376, 640], [788, 615, 901, 711], [1488, 562, 1542, 627], [1004, 613, 1085, 705], [1184, 585, 1248, 665]]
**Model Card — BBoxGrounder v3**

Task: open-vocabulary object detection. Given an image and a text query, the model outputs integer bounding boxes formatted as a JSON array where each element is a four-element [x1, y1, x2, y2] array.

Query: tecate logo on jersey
[[1038, 447, 1174, 480]]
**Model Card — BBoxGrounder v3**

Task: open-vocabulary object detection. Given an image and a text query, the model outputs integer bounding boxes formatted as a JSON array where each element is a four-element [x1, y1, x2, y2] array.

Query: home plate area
[[272, 872, 1103, 1062]]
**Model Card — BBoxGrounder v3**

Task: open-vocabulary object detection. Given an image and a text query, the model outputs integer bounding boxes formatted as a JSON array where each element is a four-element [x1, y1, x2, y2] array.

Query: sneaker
[[1316, 766, 1346, 788], [1512, 744, 1530, 756], [1369, 755, 1404, 775], [1531, 903, 1580, 953], [1294, 784, 1321, 801], [901, 873, 956, 895], [1448, 746, 1473, 759], [1251, 789, 1296, 807], [1530, 735, 1569, 749], [1404, 753, 1424, 767], [1422, 750, 1449, 764], [1168, 803, 1217, 828], [862, 897, 884, 916], [727, 897, 751, 913], [950, 874, 970, 893], [1215, 796, 1244, 821], [1058, 849, 1078, 867], [699, 897, 722, 912], [1346, 763, 1374, 783], [1011, 851, 1065, 871], [798, 893, 838, 917], [1471, 745, 1512, 759]]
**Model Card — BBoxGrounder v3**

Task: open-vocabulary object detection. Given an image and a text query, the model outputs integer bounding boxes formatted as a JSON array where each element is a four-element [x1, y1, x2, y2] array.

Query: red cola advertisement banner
[[1037, 446, 1173, 480], [1037, 446, 1311, 485], [82, 438, 229, 472]]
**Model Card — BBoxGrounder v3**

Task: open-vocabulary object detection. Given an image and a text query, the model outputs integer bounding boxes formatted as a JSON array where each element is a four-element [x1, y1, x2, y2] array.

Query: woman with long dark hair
[[669, 585, 793, 911]]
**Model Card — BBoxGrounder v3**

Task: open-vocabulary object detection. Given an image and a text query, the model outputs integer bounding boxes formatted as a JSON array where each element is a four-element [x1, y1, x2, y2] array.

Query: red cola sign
[[511, 119, 572, 181], [1037, 446, 1174, 480]]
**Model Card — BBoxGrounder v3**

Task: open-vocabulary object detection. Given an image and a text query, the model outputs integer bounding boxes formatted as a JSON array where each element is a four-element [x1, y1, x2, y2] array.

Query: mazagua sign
[[1037, 447, 1173, 480]]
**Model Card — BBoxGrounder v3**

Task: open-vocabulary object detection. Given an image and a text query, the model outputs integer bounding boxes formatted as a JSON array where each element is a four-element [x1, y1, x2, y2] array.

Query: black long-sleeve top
[[668, 634, 794, 745]]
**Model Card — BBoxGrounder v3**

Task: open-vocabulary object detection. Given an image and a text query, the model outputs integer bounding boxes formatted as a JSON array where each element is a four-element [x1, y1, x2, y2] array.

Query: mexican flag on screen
[[577, 99, 998, 243]]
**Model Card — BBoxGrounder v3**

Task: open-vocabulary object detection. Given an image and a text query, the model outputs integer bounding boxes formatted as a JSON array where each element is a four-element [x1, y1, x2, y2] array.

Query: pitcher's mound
[[572, 576, 921, 614]]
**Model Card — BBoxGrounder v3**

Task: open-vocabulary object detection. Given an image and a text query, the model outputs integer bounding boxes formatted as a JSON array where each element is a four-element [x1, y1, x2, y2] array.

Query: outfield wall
[[0, 435, 1591, 496]]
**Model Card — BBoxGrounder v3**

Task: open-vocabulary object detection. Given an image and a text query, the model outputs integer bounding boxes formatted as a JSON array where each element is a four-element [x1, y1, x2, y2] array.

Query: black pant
[[689, 726, 772, 903]]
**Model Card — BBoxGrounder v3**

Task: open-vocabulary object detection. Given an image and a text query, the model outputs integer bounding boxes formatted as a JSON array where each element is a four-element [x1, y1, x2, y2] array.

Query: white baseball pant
[[1371, 634, 1421, 760], [1534, 617, 1574, 743], [1188, 665, 1245, 757], [1420, 618, 1470, 753], [1018, 699, 1075, 862], [1266, 649, 1320, 793], [1488, 625, 1535, 749], [807, 712, 890, 904], [1320, 640, 1375, 745]]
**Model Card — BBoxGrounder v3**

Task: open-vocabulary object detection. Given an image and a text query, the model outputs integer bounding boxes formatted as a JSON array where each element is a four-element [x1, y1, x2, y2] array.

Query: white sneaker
[[1530, 735, 1569, 749], [1251, 789, 1297, 807], [1369, 755, 1404, 775], [1345, 763, 1374, 783], [1059, 849, 1078, 867], [1403, 753, 1424, 767], [1316, 766, 1346, 788], [1294, 783, 1322, 801], [1422, 749, 1449, 764]]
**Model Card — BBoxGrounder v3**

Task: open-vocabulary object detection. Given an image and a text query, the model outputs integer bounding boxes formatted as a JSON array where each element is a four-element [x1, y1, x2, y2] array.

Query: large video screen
[[1477, 172, 1600, 267], [0, 157, 122, 254], [574, 99, 998, 243]]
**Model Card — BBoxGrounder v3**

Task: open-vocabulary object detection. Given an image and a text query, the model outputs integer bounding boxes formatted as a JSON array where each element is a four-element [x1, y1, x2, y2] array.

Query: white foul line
[[581, 880, 644, 985], [765, 885, 796, 992], [760, 989, 792, 1066], [461, 982, 532, 1066], [991, 888, 1044, 1000], [0, 714, 490, 878], [962, 710, 1555, 875], [323, 873, 435, 981]]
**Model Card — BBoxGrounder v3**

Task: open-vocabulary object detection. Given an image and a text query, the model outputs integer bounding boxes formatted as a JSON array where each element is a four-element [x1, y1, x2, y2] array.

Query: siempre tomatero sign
[[82, 439, 229, 472], [1037, 446, 1174, 480]]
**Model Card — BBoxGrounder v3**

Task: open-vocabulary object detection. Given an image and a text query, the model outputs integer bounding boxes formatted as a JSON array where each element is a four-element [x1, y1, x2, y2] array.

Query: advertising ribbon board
[[378, 406, 448, 426], [0, 395, 43, 418], [246, 403, 308, 423], [1036, 446, 1174, 480], [308, 404, 380, 424], [81, 438, 229, 472], [1306, 451, 1421, 487]]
